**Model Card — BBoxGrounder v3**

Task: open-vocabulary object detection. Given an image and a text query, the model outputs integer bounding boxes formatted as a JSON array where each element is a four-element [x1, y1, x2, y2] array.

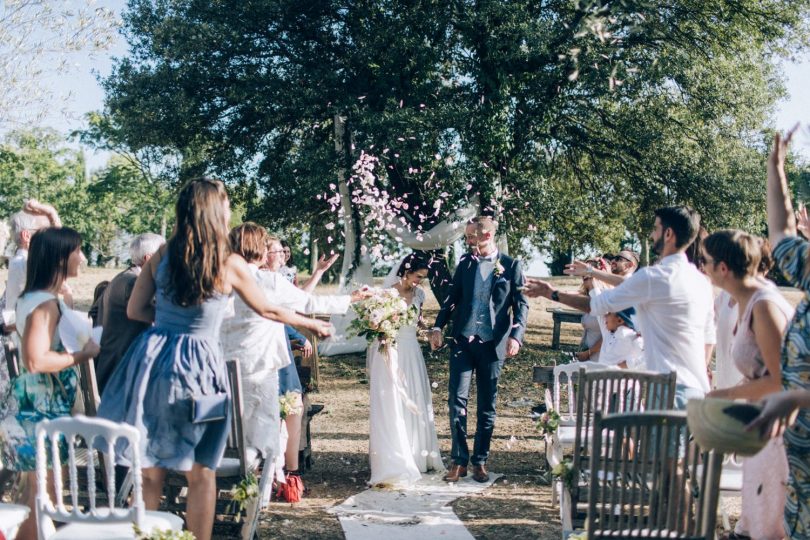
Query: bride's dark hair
[[396, 253, 430, 277]]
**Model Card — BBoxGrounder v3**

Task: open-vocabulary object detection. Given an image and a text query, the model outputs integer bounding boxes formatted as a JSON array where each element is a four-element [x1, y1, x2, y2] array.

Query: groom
[[430, 216, 529, 482]]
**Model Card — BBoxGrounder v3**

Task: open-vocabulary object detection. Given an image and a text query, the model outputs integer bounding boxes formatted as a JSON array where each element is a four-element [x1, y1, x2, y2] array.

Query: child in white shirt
[[599, 307, 644, 369]]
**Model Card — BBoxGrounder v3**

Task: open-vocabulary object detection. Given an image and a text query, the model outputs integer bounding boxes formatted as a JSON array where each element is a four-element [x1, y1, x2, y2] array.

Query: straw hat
[[686, 398, 766, 456]]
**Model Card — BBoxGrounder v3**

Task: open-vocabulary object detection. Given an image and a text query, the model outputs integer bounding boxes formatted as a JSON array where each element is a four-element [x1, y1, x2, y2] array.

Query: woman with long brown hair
[[98, 179, 331, 540]]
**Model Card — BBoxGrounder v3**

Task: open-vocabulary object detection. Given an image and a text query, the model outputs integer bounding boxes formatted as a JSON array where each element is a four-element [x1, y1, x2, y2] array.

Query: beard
[[652, 236, 664, 255]]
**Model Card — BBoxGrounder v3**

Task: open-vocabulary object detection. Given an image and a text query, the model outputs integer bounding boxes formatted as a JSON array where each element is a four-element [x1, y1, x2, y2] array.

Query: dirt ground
[[2, 266, 770, 539]]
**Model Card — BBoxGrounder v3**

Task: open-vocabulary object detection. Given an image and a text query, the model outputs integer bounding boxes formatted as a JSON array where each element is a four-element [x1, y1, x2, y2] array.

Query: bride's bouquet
[[348, 288, 418, 350]]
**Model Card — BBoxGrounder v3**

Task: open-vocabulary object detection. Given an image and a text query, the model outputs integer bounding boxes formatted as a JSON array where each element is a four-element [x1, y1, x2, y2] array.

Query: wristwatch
[[551, 290, 560, 302]]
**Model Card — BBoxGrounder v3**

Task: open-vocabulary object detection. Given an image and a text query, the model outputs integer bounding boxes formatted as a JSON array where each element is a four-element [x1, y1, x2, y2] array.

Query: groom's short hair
[[469, 216, 498, 235]]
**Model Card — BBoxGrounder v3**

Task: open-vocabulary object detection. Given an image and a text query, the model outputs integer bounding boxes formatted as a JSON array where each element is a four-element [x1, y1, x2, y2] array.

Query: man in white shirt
[[525, 206, 715, 407], [1, 201, 61, 332]]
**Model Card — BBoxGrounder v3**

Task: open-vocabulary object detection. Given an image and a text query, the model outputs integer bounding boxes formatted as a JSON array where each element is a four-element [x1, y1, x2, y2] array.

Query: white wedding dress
[[367, 286, 444, 487]]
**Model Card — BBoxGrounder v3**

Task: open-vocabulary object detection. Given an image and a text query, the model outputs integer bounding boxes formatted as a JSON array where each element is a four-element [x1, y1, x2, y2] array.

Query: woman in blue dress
[[98, 179, 331, 540], [0, 227, 99, 540]]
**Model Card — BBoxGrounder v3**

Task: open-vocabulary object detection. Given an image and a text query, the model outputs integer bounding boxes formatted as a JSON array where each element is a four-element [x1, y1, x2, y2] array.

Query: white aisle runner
[[329, 473, 502, 540]]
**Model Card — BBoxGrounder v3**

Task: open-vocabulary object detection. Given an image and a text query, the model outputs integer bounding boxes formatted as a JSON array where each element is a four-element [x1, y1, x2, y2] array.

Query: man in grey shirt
[[95, 233, 164, 392]]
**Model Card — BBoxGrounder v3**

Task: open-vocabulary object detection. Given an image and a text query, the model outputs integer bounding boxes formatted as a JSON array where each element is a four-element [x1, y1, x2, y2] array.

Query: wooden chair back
[[569, 369, 677, 523], [35, 415, 145, 536], [225, 359, 248, 478], [586, 411, 723, 539], [77, 358, 101, 417]]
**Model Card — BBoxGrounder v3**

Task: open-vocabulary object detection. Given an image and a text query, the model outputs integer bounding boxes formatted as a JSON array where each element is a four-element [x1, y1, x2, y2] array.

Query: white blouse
[[220, 265, 351, 374]]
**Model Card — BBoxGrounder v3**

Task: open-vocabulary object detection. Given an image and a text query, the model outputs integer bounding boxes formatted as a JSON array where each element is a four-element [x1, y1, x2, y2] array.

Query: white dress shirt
[[590, 253, 714, 393], [2, 248, 27, 325]]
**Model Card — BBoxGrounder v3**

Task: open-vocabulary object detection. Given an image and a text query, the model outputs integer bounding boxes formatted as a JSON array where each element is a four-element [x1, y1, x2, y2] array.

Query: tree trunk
[[548, 248, 573, 276], [639, 235, 650, 267]]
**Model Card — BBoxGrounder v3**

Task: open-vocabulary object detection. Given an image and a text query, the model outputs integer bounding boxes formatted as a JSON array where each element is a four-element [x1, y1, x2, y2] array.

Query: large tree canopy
[[100, 0, 809, 278]]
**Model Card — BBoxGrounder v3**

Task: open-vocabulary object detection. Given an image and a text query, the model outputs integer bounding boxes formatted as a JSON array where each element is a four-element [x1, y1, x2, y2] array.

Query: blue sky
[[27, 4, 810, 172]]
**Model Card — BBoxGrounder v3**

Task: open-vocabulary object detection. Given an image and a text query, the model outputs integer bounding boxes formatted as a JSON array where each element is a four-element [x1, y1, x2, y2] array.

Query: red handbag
[[275, 472, 304, 503]]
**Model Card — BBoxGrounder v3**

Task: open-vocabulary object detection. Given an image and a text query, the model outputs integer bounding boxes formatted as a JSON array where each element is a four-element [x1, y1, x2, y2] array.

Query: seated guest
[[221, 225, 366, 500], [95, 233, 165, 392], [0, 227, 99, 540], [599, 308, 644, 369], [704, 229, 792, 540], [526, 206, 715, 407]]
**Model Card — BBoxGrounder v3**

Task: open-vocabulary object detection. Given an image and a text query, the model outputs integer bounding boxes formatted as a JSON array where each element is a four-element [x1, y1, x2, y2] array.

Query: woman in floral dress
[[0, 227, 100, 540], [766, 125, 810, 537]]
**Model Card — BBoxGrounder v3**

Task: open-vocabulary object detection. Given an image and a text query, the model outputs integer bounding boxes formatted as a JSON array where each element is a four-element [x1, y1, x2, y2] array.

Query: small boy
[[599, 307, 644, 369]]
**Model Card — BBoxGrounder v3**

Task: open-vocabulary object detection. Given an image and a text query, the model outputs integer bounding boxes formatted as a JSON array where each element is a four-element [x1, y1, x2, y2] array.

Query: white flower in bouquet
[[348, 287, 418, 349], [369, 309, 385, 326]]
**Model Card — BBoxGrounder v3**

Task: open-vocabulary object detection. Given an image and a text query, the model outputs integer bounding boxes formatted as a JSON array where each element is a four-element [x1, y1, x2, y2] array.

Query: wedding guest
[[0, 227, 99, 540], [526, 206, 715, 407], [97, 179, 331, 540], [574, 260, 611, 362], [1, 201, 62, 332], [703, 229, 792, 540], [764, 125, 810, 537], [599, 308, 644, 369], [279, 240, 298, 284], [576, 276, 603, 362], [251, 231, 367, 498], [713, 238, 776, 390], [95, 233, 165, 392]]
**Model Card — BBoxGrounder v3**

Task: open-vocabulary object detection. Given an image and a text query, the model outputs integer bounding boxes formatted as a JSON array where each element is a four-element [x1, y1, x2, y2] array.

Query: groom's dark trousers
[[449, 337, 503, 466]]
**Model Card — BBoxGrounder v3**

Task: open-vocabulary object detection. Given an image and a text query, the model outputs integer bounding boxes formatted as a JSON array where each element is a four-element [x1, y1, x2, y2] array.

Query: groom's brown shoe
[[443, 464, 467, 482], [471, 464, 489, 483]]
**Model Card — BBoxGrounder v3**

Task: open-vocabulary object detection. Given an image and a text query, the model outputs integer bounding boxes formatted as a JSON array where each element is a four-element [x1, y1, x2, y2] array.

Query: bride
[[367, 254, 444, 487]]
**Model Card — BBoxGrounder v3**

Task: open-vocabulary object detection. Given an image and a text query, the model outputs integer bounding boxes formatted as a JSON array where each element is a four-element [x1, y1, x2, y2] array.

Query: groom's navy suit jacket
[[434, 252, 529, 361]]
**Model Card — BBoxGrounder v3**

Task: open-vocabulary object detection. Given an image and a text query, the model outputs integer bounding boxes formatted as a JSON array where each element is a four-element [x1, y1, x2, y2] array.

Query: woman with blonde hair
[[98, 179, 331, 540]]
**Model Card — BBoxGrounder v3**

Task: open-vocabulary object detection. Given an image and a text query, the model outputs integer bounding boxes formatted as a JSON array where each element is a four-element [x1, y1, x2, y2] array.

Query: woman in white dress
[[368, 255, 444, 487]]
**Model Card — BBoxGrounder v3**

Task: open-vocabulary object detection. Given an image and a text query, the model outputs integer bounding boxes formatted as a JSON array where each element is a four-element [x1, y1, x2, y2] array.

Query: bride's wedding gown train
[[367, 287, 444, 487]]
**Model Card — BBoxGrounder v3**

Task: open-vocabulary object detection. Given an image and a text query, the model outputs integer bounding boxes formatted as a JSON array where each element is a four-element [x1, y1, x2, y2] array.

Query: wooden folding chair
[[585, 410, 723, 540], [163, 359, 268, 540], [562, 368, 677, 531]]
